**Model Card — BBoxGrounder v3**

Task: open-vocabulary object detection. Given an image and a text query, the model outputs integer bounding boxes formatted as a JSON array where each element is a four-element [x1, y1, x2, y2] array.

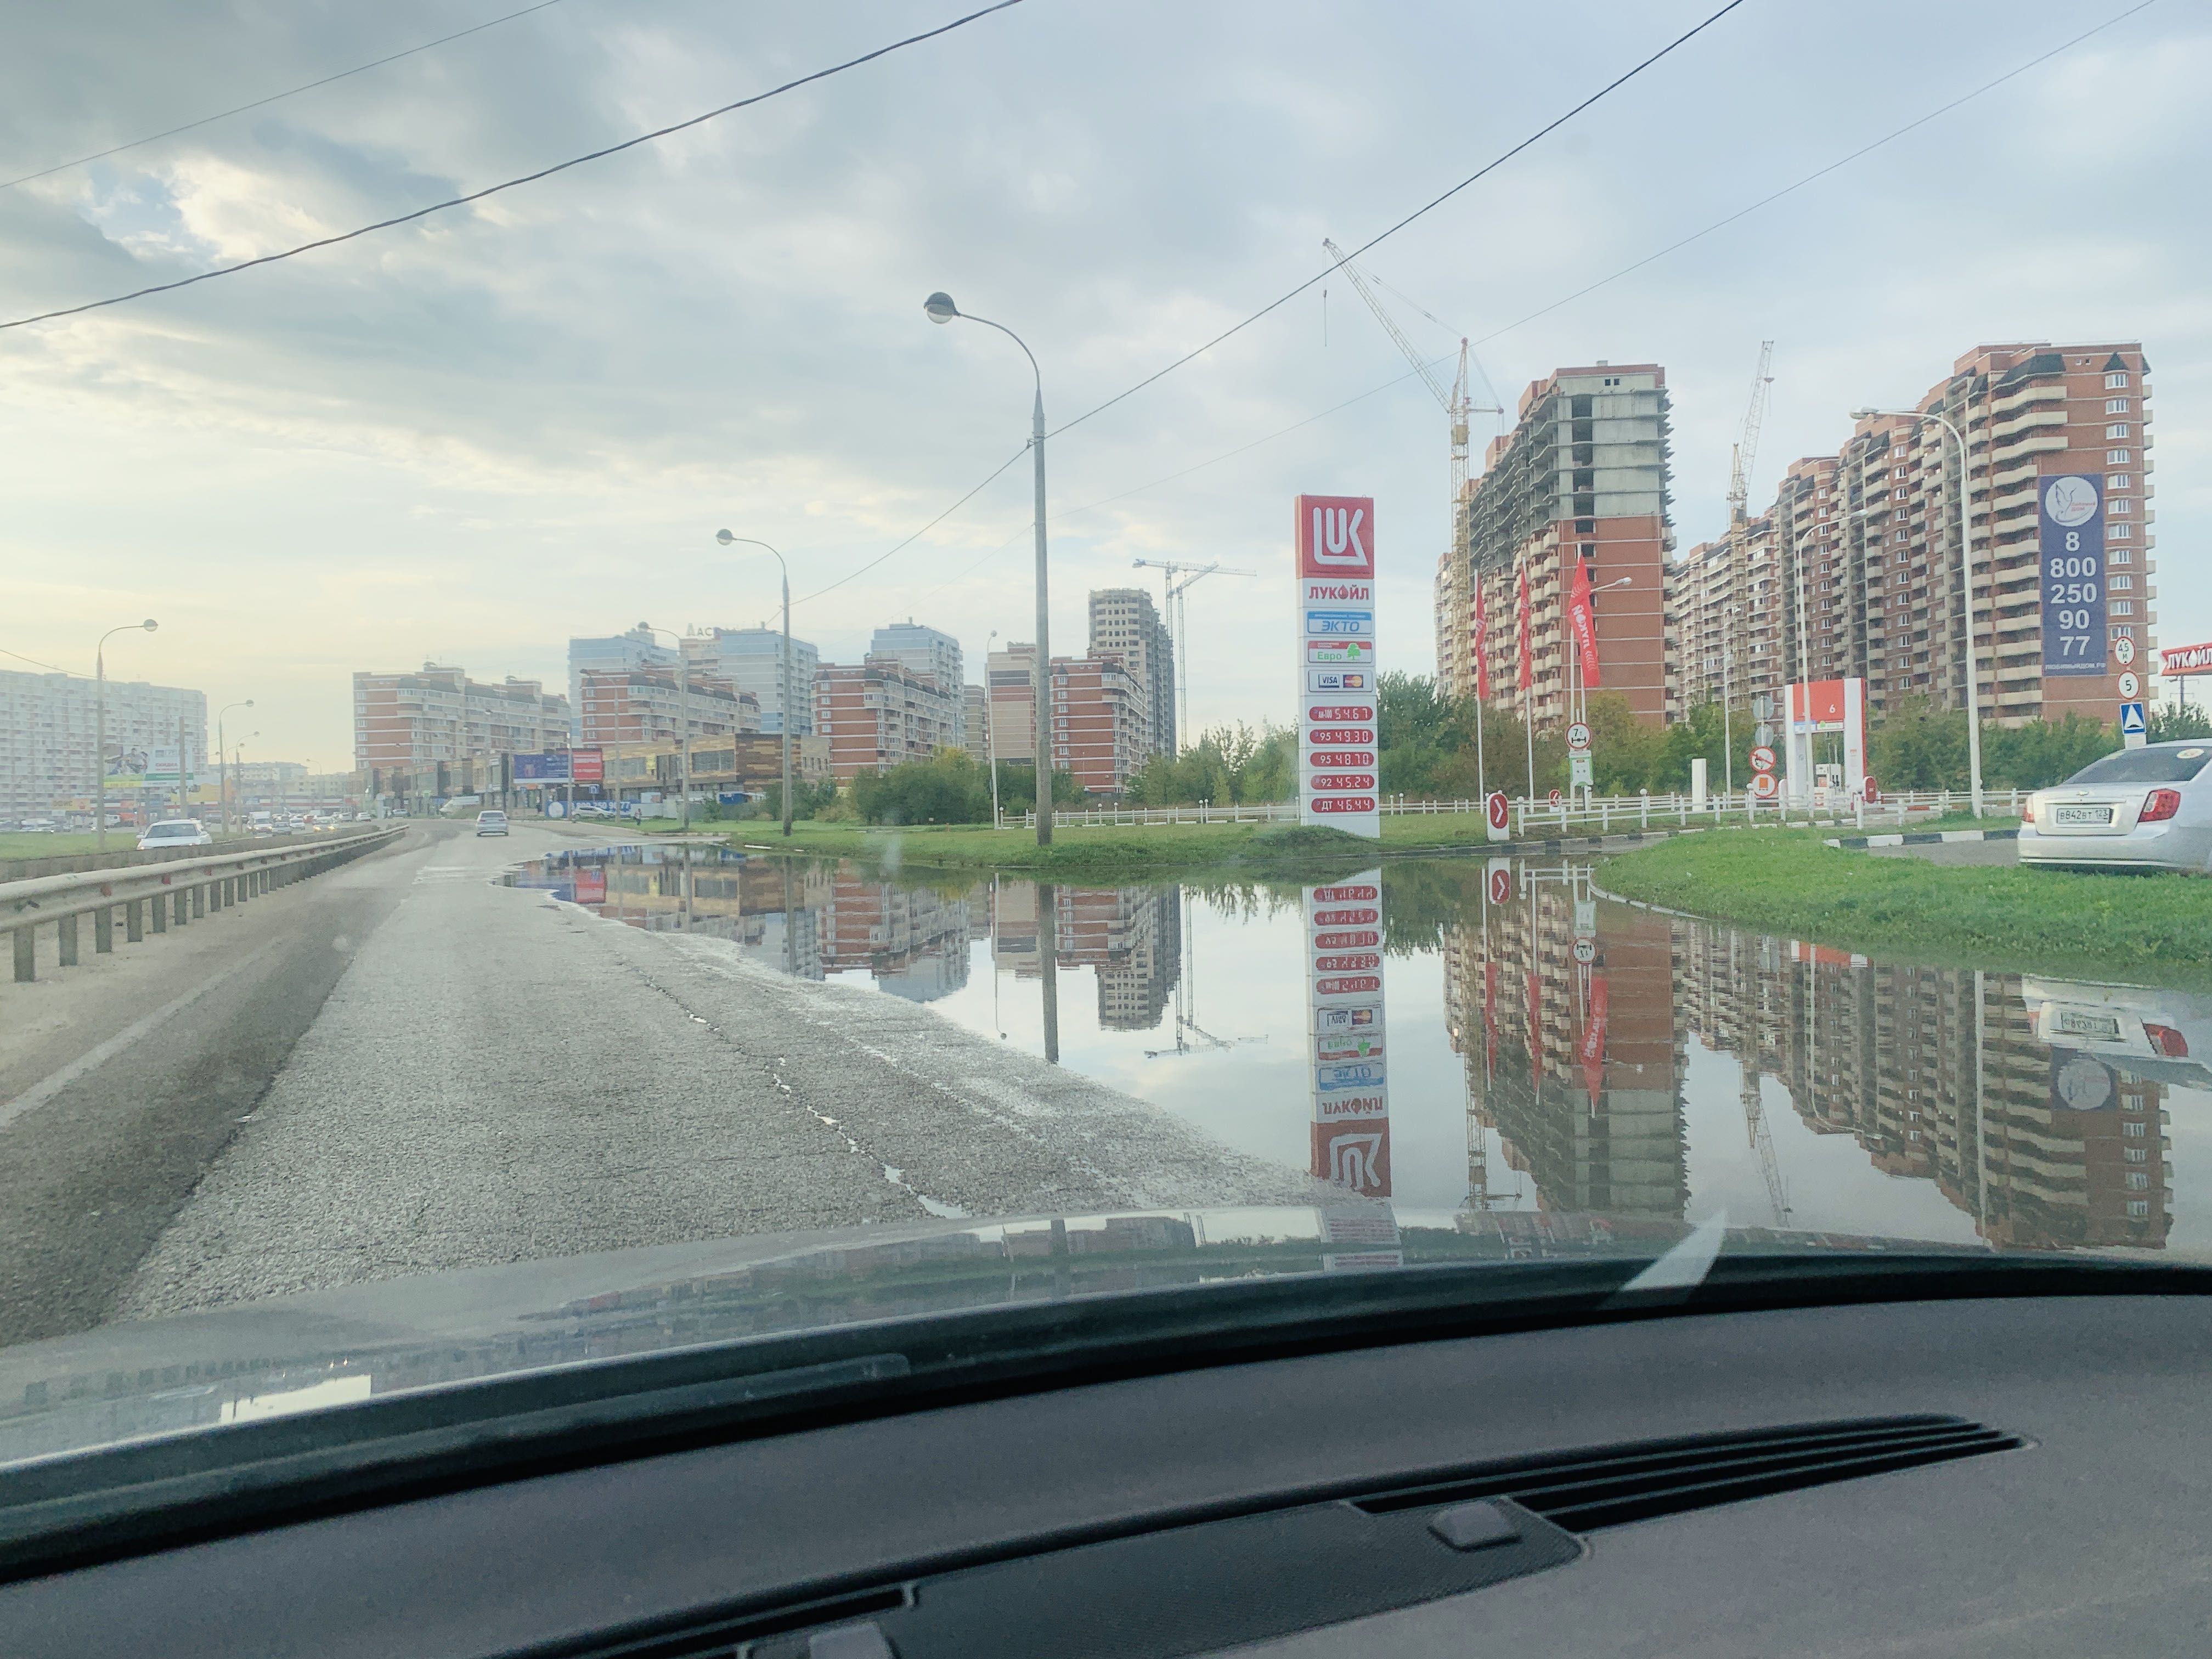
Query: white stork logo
[[1312, 504, 1368, 567]]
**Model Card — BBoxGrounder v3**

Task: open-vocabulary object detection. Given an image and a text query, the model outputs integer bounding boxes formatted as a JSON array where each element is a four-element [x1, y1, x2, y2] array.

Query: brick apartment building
[[983, 640, 1149, 795], [578, 666, 758, 748], [868, 622, 965, 750], [1667, 341, 2154, 726], [811, 657, 957, 781], [353, 664, 571, 788], [1087, 588, 1176, 758], [1443, 364, 1674, 727]]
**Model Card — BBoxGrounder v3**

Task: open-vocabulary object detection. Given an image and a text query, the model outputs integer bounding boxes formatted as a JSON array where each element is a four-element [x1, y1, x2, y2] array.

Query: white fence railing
[[1020, 788, 2027, 838]]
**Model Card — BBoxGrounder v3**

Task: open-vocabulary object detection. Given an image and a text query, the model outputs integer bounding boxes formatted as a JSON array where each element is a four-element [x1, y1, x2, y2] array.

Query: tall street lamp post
[[715, 531, 795, 838], [1853, 405, 1984, 817], [926, 291, 1054, 845], [638, 625, 693, 831], [986, 628, 1001, 827], [216, 698, 253, 837], [94, 618, 159, 851]]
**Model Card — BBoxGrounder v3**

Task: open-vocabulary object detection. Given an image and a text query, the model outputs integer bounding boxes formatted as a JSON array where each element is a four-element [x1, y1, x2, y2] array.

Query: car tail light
[[2141, 789, 2183, 823], [2145, 1023, 2191, 1058]]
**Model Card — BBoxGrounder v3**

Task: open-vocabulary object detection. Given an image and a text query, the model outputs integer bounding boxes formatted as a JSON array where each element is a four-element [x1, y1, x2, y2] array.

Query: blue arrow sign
[[2119, 702, 2147, 736]]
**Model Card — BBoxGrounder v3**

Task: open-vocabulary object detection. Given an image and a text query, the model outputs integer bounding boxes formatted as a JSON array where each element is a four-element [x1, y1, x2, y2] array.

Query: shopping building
[[1443, 363, 1674, 726], [0, 669, 207, 820]]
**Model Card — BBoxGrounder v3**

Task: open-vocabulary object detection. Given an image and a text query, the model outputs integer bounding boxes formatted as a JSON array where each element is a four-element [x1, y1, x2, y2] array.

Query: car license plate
[[2057, 1010, 2122, 1038], [2053, 805, 2113, 826]]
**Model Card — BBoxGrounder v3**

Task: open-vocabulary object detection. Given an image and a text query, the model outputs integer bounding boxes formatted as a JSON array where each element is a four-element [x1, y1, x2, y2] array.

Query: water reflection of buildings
[[1444, 871, 2176, 1252], [822, 877, 973, 1001], [991, 883, 1181, 1031]]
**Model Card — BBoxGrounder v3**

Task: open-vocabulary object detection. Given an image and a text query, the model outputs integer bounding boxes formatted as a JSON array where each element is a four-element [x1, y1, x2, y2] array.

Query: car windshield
[[2063, 746, 2212, 786], [4, 1, 2209, 1499]]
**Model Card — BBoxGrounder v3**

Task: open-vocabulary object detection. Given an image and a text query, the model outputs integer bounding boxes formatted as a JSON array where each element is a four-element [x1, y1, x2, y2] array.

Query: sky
[[3, 0, 2205, 770]]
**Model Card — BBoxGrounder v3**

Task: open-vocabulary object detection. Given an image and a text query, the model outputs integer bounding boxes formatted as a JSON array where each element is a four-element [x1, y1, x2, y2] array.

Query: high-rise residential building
[[1087, 589, 1176, 757], [353, 664, 569, 780], [1449, 363, 1674, 726], [567, 625, 677, 738], [984, 645, 1147, 793], [985, 641, 1039, 765], [961, 684, 989, 759], [578, 667, 758, 747], [868, 622, 964, 748], [684, 626, 820, 737], [0, 670, 207, 820], [1664, 341, 2154, 726], [812, 656, 958, 780]]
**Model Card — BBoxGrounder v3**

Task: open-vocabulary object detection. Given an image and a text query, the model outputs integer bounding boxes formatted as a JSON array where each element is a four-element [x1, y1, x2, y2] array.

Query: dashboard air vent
[[1358, 1414, 2022, 1533]]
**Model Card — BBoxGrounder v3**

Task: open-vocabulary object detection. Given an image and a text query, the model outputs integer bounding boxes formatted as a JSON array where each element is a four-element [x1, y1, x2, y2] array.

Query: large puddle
[[506, 844, 2212, 1258]]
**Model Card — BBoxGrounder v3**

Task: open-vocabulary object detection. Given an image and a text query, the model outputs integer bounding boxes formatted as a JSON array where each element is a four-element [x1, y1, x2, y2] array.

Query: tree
[[1980, 714, 2119, 789], [1869, 695, 1968, 791], [2149, 704, 2212, 742], [1124, 724, 1294, 805], [851, 751, 994, 825]]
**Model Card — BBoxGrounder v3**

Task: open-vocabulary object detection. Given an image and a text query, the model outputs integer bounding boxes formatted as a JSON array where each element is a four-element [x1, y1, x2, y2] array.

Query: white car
[[137, 819, 213, 850], [475, 810, 510, 837], [2021, 741, 2212, 873]]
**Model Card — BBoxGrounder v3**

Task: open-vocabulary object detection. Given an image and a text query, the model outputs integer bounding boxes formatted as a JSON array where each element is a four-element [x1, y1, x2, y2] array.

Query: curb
[[1824, 827, 2021, 850]]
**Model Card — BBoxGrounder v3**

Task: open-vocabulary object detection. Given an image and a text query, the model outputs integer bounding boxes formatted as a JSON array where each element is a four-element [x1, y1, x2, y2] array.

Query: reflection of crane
[[1742, 1065, 1791, 1227], [1727, 340, 1775, 526], [1144, 889, 1264, 1059], [1322, 238, 1504, 697], [1129, 558, 1257, 753]]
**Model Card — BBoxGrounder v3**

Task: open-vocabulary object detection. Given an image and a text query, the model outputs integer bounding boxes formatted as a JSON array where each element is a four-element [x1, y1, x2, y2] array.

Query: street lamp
[[716, 531, 795, 838], [926, 290, 1054, 845], [1853, 405, 1984, 816], [637, 624, 693, 830], [216, 698, 253, 837], [986, 628, 1001, 826], [94, 618, 158, 851]]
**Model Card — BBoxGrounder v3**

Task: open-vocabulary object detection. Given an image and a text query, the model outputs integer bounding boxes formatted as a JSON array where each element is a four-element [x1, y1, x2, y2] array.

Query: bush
[[1125, 724, 1294, 805]]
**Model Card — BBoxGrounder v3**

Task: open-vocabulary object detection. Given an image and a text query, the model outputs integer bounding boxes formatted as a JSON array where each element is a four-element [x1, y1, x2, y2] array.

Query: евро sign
[[1295, 495, 1379, 839], [2040, 473, 2106, 677]]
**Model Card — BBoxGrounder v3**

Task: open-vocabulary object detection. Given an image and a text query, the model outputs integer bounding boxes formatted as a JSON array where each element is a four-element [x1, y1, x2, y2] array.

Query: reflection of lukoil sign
[[1295, 494, 1380, 839], [1306, 869, 1388, 1198]]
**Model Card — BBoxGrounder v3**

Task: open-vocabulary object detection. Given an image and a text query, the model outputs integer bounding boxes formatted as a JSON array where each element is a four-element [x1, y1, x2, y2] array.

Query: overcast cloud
[[3, 0, 2204, 767]]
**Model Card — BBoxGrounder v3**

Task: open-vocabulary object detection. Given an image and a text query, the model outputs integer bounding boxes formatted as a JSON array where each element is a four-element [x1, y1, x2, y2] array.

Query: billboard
[[1294, 495, 1379, 839], [2040, 473, 2106, 678], [511, 752, 572, 785], [571, 748, 606, 785], [2161, 640, 2212, 679]]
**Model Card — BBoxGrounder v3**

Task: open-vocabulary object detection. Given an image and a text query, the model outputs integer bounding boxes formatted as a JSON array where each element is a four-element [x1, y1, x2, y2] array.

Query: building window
[[2109, 497, 2132, 515], [2115, 625, 2135, 638], [2126, 1171, 2151, 1190], [2106, 422, 2131, 439], [2111, 600, 2135, 616], [2105, 397, 2131, 415], [2110, 523, 2132, 539], [2107, 448, 2132, 465], [2109, 574, 2134, 591], [2106, 371, 2130, 390], [2125, 1120, 2148, 1136]]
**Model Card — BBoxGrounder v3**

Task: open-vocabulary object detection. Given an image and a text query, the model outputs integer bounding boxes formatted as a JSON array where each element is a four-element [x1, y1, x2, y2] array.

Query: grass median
[[1599, 827, 2212, 987]]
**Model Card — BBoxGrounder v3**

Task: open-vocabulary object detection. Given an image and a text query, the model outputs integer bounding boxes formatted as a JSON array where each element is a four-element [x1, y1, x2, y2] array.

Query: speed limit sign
[[1571, 938, 1597, 965], [1566, 721, 1592, 753], [2119, 671, 2140, 699]]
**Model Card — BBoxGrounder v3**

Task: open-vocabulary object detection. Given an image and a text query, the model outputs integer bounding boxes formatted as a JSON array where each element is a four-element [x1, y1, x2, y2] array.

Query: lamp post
[[715, 531, 795, 838], [216, 698, 253, 837], [986, 628, 1001, 827], [926, 291, 1054, 845], [1853, 405, 1983, 816], [639, 625, 692, 831], [93, 618, 159, 851]]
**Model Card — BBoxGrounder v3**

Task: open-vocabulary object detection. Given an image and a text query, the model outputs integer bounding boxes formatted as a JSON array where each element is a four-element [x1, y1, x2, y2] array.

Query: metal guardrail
[[1022, 788, 2028, 836], [4, 827, 405, 983]]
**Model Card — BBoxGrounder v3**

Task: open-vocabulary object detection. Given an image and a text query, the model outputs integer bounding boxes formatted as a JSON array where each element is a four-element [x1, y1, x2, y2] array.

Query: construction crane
[[1128, 558, 1257, 753], [1727, 340, 1776, 526], [1322, 239, 1504, 696]]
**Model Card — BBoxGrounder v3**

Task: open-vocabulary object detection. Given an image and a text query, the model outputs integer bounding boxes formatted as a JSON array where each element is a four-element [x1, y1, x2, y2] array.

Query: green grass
[[1600, 826, 2212, 988], [0, 830, 258, 860]]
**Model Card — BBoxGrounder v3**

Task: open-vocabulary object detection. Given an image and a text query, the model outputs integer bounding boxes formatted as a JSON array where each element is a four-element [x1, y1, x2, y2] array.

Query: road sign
[[1296, 496, 1380, 840], [1750, 772, 1779, 800], [1487, 862, 1511, 906], [1548, 788, 1562, 805], [1571, 938, 1597, 965], [1864, 777, 1880, 804], [2120, 701, 2147, 747], [1485, 790, 1510, 840], [1750, 745, 1776, 774], [2116, 635, 2137, 667], [2118, 671, 2140, 699], [1565, 721, 1591, 753]]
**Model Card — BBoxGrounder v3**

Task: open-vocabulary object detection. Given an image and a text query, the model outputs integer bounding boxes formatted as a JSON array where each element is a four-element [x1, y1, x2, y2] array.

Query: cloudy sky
[[4, 0, 2203, 769]]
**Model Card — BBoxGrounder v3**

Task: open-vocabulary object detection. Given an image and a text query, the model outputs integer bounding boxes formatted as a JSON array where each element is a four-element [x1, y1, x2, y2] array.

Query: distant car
[[355, 811, 375, 821], [475, 810, 510, 837], [137, 819, 213, 850], [2021, 741, 2212, 874]]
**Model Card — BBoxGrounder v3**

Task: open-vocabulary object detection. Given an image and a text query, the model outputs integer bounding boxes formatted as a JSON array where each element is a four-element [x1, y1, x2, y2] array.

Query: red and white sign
[[1486, 790, 1510, 840], [1295, 498, 1379, 839], [1487, 860, 1511, 906], [1750, 745, 1776, 774], [1751, 772, 1779, 800], [570, 748, 605, 785], [1572, 937, 1597, 965], [2162, 640, 2212, 678], [1864, 777, 1880, 804], [1307, 866, 1389, 1197]]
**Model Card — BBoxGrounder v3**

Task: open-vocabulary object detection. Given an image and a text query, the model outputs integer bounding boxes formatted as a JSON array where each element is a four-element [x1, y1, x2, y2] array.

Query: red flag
[[1568, 559, 1602, 689], [1515, 563, 1533, 692], [1578, 974, 1610, 1108], [1483, 958, 1499, 1076], [1470, 577, 1491, 702]]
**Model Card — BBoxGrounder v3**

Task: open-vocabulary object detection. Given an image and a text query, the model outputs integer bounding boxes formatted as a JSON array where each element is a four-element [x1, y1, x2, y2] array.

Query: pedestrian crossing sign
[[2120, 701, 2147, 736]]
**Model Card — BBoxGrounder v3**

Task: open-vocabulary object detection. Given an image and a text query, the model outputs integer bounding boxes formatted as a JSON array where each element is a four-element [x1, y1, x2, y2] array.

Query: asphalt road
[[0, 823, 1312, 1344], [1866, 838, 2021, 866]]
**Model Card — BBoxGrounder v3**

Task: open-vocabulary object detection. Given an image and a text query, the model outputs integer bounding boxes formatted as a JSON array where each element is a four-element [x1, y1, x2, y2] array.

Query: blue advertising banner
[[2040, 472, 2106, 678], [511, 752, 572, 785]]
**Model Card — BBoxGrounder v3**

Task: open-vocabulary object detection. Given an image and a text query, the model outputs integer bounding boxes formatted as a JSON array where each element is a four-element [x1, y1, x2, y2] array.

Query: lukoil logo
[[1312, 504, 1366, 565]]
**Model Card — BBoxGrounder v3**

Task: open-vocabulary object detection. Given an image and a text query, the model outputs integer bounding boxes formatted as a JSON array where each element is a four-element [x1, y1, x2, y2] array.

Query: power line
[[1, 0, 585, 194], [1, 646, 80, 675], [1046, 0, 1750, 439], [1472, 0, 2161, 349], [0, 0, 1029, 333], [790, 444, 1030, 608]]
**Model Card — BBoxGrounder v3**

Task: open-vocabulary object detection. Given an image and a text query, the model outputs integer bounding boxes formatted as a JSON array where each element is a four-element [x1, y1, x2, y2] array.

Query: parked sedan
[[136, 819, 213, 850], [475, 810, 510, 837], [2020, 741, 2212, 873]]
